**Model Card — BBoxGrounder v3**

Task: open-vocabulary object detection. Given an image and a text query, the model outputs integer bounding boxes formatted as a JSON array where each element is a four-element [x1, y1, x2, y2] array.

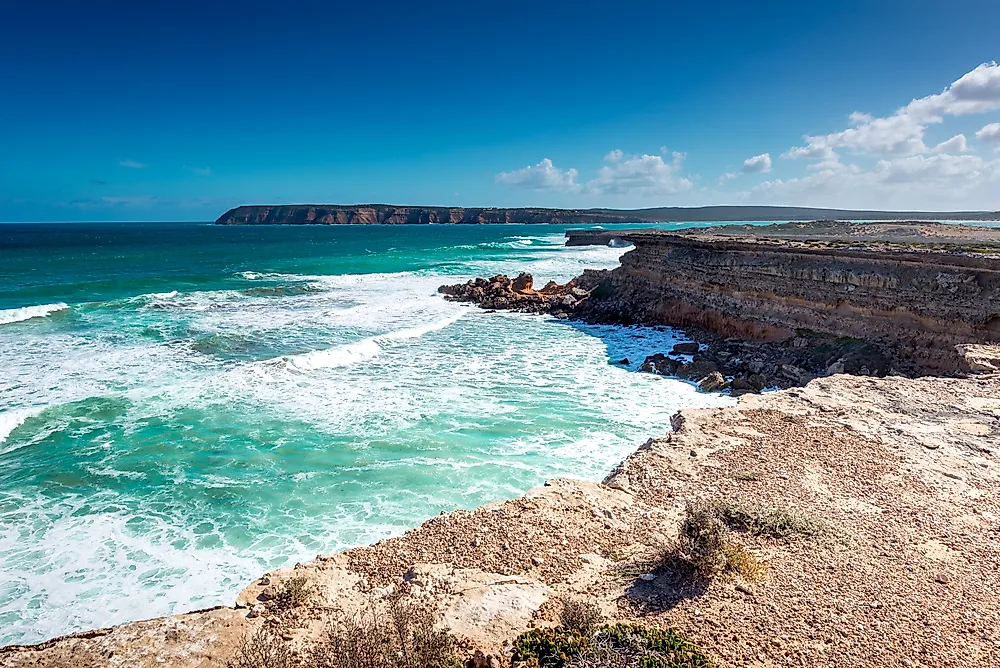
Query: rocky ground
[[2, 372, 998, 668]]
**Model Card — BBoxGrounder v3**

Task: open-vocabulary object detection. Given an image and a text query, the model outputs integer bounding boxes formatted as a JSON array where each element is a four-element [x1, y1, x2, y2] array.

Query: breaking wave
[[0, 303, 68, 326], [282, 311, 466, 371]]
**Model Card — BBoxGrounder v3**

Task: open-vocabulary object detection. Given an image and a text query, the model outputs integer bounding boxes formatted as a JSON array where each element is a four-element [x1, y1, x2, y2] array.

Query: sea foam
[[0, 303, 68, 326]]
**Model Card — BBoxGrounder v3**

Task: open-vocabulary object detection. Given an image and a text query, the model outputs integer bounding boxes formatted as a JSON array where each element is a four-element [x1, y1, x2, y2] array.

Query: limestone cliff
[[214, 205, 650, 225], [567, 223, 1000, 371]]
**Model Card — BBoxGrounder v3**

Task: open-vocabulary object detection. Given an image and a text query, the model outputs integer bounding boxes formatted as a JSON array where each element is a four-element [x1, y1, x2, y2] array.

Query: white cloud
[[977, 122, 1000, 146], [118, 159, 148, 169], [718, 171, 739, 184], [751, 153, 1000, 209], [786, 62, 1000, 160], [587, 152, 693, 196], [932, 134, 969, 154], [495, 158, 581, 193], [496, 151, 694, 197], [604, 149, 624, 162], [742, 153, 772, 173], [185, 165, 213, 176]]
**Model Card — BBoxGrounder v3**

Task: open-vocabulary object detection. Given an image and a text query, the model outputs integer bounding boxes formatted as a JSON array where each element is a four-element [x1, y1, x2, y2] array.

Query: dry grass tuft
[[723, 542, 764, 581], [677, 500, 731, 577], [227, 625, 291, 668], [559, 598, 605, 636], [714, 502, 830, 538], [311, 595, 460, 668]]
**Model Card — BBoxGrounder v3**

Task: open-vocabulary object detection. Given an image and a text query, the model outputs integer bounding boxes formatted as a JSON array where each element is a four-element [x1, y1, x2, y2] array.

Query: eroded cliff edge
[[449, 222, 1000, 375]]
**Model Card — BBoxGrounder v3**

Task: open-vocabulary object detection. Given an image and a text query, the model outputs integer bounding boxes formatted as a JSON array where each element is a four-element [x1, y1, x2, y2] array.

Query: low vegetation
[[227, 626, 291, 668], [712, 501, 830, 538], [668, 498, 829, 580], [271, 575, 313, 610], [311, 595, 461, 668], [676, 500, 732, 578], [559, 599, 605, 636], [513, 623, 712, 668]]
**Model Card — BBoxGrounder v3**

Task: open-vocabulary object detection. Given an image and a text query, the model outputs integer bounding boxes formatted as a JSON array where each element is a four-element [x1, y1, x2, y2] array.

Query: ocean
[[0, 222, 733, 645]]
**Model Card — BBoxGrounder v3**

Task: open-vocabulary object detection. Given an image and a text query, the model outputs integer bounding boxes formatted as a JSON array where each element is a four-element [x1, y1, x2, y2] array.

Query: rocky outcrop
[[214, 205, 650, 225], [438, 273, 600, 316], [567, 223, 1000, 372]]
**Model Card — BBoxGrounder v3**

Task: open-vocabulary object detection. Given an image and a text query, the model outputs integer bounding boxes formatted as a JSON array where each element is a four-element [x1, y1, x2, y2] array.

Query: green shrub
[[513, 624, 712, 668], [514, 627, 590, 668], [271, 575, 313, 610]]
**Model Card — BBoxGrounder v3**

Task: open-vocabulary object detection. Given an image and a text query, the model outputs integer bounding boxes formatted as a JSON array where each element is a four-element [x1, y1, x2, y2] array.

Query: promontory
[[214, 204, 1000, 225]]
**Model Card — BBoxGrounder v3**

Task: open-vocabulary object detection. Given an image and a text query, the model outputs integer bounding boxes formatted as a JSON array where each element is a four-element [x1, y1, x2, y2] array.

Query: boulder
[[747, 374, 769, 391], [538, 280, 563, 295], [511, 273, 534, 294], [678, 359, 718, 380], [697, 371, 727, 392], [640, 353, 682, 376], [956, 344, 1000, 373], [671, 342, 700, 355]]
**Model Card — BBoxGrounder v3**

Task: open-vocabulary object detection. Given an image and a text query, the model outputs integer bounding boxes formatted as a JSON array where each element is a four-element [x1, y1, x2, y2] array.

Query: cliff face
[[214, 205, 650, 225], [215, 205, 1000, 225], [571, 226, 1000, 371]]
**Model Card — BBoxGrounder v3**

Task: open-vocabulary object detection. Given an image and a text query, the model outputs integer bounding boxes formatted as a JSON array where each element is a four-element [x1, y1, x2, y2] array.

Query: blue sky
[[2, 0, 999, 221]]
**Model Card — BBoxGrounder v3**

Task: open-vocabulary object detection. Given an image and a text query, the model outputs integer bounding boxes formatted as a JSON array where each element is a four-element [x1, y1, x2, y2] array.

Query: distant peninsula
[[214, 204, 1000, 225]]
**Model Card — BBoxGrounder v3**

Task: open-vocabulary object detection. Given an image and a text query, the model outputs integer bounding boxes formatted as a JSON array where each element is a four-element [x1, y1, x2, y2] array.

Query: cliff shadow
[[551, 318, 697, 374]]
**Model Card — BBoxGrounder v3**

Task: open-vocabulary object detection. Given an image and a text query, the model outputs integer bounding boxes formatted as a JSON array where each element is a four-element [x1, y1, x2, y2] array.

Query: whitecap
[[284, 337, 383, 371], [282, 310, 465, 372], [0, 303, 68, 326], [0, 407, 45, 452]]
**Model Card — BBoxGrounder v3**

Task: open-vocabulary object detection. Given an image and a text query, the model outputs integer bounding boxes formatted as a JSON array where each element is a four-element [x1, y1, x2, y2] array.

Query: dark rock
[[616, 358, 630, 365], [641, 353, 683, 376], [697, 371, 727, 392], [747, 374, 769, 391], [511, 273, 533, 293], [672, 342, 700, 355], [678, 359, 718, 381]]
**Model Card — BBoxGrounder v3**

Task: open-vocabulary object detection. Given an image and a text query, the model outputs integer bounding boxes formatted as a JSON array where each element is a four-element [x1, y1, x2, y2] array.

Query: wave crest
[[283, 311, 465, 372], [0, 303, 68, 326]]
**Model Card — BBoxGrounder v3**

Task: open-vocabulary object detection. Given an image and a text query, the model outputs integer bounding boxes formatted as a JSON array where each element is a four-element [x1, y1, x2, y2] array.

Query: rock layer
[[566, 223, 1000, 372], [214, 205, 650, 225]]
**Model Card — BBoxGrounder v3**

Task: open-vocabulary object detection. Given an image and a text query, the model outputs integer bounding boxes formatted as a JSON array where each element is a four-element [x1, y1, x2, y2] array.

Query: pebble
[[639, 573, 656, 581], [531, 556, 544, 566]]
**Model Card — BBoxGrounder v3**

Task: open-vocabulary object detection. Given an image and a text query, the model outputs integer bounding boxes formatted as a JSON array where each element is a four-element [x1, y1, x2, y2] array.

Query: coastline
[[4, 220, 1000, 666], [2, 372, 997, 667]]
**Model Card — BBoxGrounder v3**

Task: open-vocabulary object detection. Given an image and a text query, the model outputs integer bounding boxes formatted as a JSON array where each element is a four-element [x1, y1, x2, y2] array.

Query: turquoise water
[[0, 223, 733, 645]]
